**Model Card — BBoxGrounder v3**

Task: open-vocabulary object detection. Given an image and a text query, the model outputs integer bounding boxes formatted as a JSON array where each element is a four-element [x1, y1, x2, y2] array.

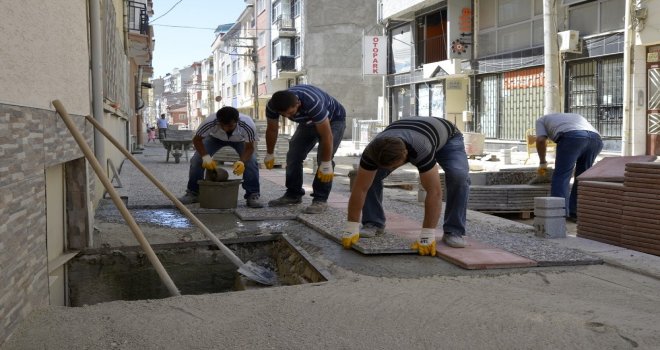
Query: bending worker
[[535, 112, 603, 220], [264, 84, 346, 214], [179, 106, 263, 208], [343, 116, 470, 255]]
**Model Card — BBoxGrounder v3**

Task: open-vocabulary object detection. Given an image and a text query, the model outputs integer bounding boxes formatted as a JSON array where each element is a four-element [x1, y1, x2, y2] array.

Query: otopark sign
[[363, 35, 387, 75]]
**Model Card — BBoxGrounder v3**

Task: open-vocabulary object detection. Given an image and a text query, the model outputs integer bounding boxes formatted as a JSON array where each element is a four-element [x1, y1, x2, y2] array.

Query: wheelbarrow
[[162, 139, 193, 163]]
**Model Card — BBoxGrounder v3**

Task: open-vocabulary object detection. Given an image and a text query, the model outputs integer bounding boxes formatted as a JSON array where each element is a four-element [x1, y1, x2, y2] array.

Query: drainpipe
[[622, 0, 634, 156], [543, 0, 560, 114], [89, 0, 105, 165]]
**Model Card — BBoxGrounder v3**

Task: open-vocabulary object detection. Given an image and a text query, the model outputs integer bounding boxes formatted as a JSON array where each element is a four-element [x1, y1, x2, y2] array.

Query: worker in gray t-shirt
[[535, 113, 603, 220]]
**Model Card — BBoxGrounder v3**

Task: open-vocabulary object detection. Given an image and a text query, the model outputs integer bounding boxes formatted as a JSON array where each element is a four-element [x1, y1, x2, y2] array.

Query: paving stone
[[577, 156, 657, 182]]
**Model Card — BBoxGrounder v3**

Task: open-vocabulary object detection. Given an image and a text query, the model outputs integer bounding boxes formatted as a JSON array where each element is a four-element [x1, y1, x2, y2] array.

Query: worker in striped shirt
[[179, 106, 263, 208], [343, 117, 470, 255], [264, 84, 346, 214]]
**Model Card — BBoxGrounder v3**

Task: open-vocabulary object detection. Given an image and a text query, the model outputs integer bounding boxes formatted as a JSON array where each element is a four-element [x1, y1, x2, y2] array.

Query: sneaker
[[178, 191, 199, 205], [304, 201, 327, 214], [268, 195, 302, 207], [246, 194, 264, 208], [441, 233, 466, 248], [360, 223, 385, 238]]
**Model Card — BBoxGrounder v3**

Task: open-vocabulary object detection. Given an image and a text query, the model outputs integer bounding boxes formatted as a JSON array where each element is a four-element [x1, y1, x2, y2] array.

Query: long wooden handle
[[52, 100, 181, 296], [81, 115, 246, 269]]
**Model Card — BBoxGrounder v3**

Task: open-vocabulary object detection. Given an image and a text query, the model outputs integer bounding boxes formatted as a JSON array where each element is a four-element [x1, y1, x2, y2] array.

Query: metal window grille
[[567, 56, 623, 140]]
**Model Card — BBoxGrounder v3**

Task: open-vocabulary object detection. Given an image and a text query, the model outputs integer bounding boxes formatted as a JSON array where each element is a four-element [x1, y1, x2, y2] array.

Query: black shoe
[[268, 195, 302, 207]]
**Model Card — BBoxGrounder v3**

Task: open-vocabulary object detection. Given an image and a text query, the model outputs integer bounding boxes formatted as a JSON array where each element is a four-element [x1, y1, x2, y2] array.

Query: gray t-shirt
[[535, 113, 599, 142]]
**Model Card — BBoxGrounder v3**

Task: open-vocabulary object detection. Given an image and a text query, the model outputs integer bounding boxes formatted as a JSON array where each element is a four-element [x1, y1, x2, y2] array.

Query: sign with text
[[447, 0, 472, 60], [363, 36, 387, 75]]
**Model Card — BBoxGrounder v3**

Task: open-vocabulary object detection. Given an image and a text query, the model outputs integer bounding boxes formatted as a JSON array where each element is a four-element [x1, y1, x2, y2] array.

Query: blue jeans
[[283, 119, 346, 202], [186, 136, 260, 198], [551, 130, 603, 217], [362, 134, 471, 235]]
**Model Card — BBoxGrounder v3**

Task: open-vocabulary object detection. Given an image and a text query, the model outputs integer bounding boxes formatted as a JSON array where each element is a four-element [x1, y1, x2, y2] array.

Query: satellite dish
[[215, 96, 223, 102]]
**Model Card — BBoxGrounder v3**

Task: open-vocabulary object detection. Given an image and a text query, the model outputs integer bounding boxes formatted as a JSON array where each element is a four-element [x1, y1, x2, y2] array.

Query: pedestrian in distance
[[342, 116, 471, 255], [157, 114, 168, 141], [264, 84, 346, 214], [534, 112, 603, 221], [179, 106, 263, 208], [147, 126, 156, 143]]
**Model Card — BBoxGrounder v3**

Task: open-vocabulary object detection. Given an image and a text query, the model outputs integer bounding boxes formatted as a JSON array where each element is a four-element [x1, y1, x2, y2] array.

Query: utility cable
[[150, 0, 185, 24]]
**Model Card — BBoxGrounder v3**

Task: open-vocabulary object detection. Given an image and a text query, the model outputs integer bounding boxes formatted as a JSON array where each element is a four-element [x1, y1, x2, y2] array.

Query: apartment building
[[0, 0, 155, 345], [212, 0, 382, 139], [379, 0, 659, 156]]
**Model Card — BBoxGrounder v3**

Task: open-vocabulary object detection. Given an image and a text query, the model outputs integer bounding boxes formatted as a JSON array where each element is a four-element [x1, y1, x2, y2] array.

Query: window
[[258, 32, 266, 48], [259, 67, 267, 82], [292, 0, 301, 18], [272, 1, 281, 24], [272, 38, 292, 60], [390, 24, 412, 74], [569, 0, 624, 36], [294, 37, 301, 57], [415, 10, 447, 66], [477, 0, 543, 57], [256, 0, 264, 13], [391, 86, 412, 121]]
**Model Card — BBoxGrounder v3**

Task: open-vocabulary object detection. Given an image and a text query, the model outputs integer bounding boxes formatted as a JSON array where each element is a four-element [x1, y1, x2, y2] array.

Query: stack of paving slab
[[467, 169, 549, 213], [621, 162, 660, 255], [576, 156, 659, 256], [577, 181, 624, 245]]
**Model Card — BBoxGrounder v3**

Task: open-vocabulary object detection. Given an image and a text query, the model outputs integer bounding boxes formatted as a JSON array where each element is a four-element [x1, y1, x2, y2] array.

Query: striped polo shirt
[[195, 113, 258, 143], [265, 84, 346, 125], [361, 117, 458, 173]]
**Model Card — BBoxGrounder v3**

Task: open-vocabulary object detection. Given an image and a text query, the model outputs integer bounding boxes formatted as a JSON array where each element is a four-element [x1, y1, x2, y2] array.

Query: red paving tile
[[263, 172, 539, 269]]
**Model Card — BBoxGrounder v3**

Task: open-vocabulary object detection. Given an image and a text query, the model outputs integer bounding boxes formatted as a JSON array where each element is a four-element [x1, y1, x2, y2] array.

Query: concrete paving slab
[[577, 155, 657, 182]]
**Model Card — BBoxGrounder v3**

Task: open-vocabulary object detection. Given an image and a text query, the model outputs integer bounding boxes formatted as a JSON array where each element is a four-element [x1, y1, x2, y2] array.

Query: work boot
[[304, 201, 327, 214], [246, 194, 264, 208], [441, 233, 466, 248], [360, 223, 385, 238], [268, 195, 302, 207], [178, 191, 199, 205]]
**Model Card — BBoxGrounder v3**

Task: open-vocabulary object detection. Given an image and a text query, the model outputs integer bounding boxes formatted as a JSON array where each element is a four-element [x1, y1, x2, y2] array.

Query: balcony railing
[[127, 1, 148, 35], [276, 56, 296, 71], [275, 14, 295, 32]]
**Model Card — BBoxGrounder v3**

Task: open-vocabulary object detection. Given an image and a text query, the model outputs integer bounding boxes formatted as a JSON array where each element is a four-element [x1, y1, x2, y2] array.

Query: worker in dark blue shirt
[[264, 85, 346, 214], [343, 117, 471, 255]]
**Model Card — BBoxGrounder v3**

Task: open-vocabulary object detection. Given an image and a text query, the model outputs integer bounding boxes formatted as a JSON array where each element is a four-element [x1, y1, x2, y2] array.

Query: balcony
[[127, 1, 152, 66], [275, 15, 296, 37]]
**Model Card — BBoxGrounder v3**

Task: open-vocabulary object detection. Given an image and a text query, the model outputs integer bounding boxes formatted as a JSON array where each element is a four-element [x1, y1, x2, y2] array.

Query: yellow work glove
[[316, 161, 334, 183], [411, 228, 437, 257], [201, 155, 217, 170], [264, 153, 275, 170], [341, 221, 360, 249], [233, 161, 245, 176], [537, 162, 548, 176]]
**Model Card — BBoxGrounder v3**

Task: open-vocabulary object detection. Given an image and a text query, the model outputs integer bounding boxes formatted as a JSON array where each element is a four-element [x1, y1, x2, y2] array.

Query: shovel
[[54, 101, 276, 285]]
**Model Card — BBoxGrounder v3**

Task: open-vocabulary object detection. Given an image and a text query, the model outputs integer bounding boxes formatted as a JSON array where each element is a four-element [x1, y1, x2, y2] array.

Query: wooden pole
[[52, 100, 181, 297]]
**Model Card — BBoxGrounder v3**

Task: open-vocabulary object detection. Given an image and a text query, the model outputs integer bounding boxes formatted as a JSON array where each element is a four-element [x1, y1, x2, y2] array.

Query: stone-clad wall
[[0, 103, 92, 344]]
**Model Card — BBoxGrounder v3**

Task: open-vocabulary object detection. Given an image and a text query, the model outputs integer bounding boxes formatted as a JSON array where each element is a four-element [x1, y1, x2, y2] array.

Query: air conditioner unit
[[558, 30, 582, 53]]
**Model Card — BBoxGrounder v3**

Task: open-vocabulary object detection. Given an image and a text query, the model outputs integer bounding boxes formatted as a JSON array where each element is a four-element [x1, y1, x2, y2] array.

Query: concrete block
[[534, 196, 565, 209], [534, 208, 566, 217], [534, 216, 567, 238]]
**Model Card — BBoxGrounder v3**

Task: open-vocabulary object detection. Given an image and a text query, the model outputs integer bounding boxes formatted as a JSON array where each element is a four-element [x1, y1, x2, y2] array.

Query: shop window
[[390, 24, 412, 74], [415, 10, 447, 67]]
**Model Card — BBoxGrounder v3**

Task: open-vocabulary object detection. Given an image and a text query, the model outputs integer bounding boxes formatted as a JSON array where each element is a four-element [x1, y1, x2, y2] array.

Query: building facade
[[0, 0, 154, 345], [379, 0, 659, 156]]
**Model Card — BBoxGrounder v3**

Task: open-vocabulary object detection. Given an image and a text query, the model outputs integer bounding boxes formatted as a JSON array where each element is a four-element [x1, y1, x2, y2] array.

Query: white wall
[[0, 0, 90, 115]]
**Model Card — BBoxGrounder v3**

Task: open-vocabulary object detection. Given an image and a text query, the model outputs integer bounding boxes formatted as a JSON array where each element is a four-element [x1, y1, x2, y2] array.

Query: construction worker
[[342, 117, 470, 255], [179, 106, 263, 208], [535, 112, 603, 221], [264, 84, 346, 214]]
